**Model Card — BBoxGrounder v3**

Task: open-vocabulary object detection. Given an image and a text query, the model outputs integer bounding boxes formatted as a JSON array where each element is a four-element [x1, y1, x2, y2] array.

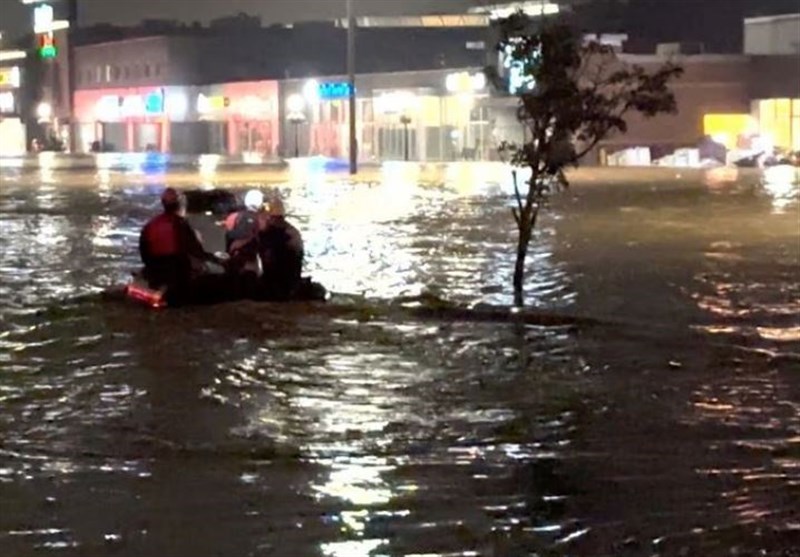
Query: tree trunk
[[513, 221, 532, 307]]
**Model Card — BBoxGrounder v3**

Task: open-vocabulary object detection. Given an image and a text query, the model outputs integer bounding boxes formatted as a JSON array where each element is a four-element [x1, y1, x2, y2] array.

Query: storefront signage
[[0, 67, 21, 88], [197, 94, 230, 114], [374, 91, 418, 115], [0, 91, 15, 113], [234, 96, 270, 117], [144, 91, 164, 114], [445, 71, 486, 94], [95, 90, 164, 120], [318, 82, 352, 100]]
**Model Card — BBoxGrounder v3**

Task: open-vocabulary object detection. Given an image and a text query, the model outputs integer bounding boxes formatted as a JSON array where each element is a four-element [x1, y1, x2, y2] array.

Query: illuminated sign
[[33, 4, 54, 33], [197, 93, 230, 114], [318, 82, 353, 100], [0, 91, 15, 113], [445, 71, 486, 93], [96, 90, 164, 120], [234, 96, 270, 117], [144, 91, 164, 113], [375, 91, 418, 115], [165, 92, 188, 119], [0, 67, 21, 88]]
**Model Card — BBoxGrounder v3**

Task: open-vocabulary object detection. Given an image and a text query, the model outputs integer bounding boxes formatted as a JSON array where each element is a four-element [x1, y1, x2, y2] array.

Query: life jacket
[[142, 213, 181, 257], [225, 211, 259, 250], [225, 210, 261, 274]]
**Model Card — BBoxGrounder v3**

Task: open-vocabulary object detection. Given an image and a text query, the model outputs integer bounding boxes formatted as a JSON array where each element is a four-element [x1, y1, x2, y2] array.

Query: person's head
[[244, 189, 264, 212], [161, 187, 185, 214], [267, 195, 286, 217]]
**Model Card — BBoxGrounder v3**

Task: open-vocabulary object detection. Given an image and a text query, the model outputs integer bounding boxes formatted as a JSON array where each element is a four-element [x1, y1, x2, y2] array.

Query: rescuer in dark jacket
[[223, 189, 264, 298], [256, 196, 304, 300], [139, 188, 226, 305]]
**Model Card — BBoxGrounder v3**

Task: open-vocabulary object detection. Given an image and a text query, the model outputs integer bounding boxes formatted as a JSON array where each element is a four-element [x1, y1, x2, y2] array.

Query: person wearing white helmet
[[244, 189, 264, 212], [223, 189, 265, 293]]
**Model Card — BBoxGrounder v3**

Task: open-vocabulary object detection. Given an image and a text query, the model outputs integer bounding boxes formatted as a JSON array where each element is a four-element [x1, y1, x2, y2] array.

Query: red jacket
[[139, 212, 215, 266]]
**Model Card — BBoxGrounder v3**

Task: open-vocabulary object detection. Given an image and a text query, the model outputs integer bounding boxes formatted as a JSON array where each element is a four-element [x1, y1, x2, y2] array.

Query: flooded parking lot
[[0, 158, 798, 556]]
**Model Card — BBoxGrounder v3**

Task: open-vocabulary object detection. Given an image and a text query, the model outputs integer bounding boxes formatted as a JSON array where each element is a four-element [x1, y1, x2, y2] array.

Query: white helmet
[[243, 189, 264, 211]]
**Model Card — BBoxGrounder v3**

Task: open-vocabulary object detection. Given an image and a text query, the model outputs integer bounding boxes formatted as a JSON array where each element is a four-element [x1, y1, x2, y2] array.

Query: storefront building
[[74, 80, 279, 156], [0, 62, 26, 156], [278, 68, 494, 162], [196, 81, 279, 158], [75, 86, 185, 152]]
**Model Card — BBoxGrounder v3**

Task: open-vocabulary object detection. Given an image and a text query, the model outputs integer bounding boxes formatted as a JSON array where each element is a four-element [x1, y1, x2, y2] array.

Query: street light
[[37, 101, 52, 122]]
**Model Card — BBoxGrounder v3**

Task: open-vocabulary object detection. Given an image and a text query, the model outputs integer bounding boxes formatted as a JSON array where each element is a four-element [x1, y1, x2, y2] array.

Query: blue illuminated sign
[[145, 91, 164, 114], [318, 82, 353, 100]]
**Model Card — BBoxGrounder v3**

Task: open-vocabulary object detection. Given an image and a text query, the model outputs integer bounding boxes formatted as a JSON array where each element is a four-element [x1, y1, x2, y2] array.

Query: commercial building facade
[[0, 51, 27, 156], [74, 80, 280, 156], [59, 10, 800, 163], [278, 68, 492, 162]]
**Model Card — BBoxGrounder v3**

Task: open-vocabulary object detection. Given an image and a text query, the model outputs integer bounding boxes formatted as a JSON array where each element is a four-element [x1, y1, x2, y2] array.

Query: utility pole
[[347, 0, 357, 175], [67, 0, 77, 152]]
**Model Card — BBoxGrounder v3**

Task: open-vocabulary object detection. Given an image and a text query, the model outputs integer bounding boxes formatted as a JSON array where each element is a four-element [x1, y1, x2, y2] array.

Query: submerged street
[[0, 159, 798, 556]]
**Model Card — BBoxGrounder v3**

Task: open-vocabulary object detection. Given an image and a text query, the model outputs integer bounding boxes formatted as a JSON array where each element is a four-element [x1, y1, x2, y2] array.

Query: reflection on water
[[0, 162, 798, 556]]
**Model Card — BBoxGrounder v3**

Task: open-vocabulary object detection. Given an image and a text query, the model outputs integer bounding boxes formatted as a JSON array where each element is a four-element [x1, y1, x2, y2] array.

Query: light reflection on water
[[0, 162, 798, 556]]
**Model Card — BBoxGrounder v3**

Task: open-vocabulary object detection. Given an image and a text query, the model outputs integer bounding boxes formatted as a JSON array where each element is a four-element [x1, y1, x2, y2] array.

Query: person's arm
[[139, 225, 152, 266], [178, 218, 221, 264]]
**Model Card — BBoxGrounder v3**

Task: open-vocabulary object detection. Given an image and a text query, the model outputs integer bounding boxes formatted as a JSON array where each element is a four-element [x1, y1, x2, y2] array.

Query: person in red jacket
[[139, 188, 226, 305]]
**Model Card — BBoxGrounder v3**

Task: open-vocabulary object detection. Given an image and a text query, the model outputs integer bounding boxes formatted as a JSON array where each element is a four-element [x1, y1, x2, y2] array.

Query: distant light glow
[[242, 151, 264, 164], [199, 154, 220, 177], [0, 51, 27, 62], [96, 95, 119, 121], [0, 66, 21, 88], [445, 71, 486, 93], [0, 92, 15, 113], [236, 95, 269, 117], [121, 95, 144, 117], [762, 164, 799, 214], [484, 1, 560, 19], [165, 91, 188, 120], [33, 4, 54, 33], [318, 81, 353, 100], [39, 44, 58, 59], [374, 91, 419, 115], [502, 41, 537, 94], [144, 90, 164, 114], [197, 93, 229, 115], [703, 113, 757, 149], [711, 133, 729, 146], [303, 79, 320, 104], [36, 101, 52, 121], [287, 93, 305, 113]]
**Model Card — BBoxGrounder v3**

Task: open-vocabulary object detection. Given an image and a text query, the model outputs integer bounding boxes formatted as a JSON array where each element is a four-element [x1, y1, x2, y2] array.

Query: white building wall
[[744, 14, 800, 55]]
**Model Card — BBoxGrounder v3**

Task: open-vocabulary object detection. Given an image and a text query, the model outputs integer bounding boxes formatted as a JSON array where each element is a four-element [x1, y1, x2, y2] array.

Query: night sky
[[0, 0, 476, 38], [1, 0, 798, 49]]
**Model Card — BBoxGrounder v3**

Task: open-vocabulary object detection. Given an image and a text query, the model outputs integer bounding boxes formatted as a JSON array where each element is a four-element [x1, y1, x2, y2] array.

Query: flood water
[[0, 158, 798, 556]]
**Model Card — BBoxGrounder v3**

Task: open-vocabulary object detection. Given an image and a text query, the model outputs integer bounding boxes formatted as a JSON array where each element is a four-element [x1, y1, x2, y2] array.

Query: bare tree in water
[[489, 14, 683, 307]]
